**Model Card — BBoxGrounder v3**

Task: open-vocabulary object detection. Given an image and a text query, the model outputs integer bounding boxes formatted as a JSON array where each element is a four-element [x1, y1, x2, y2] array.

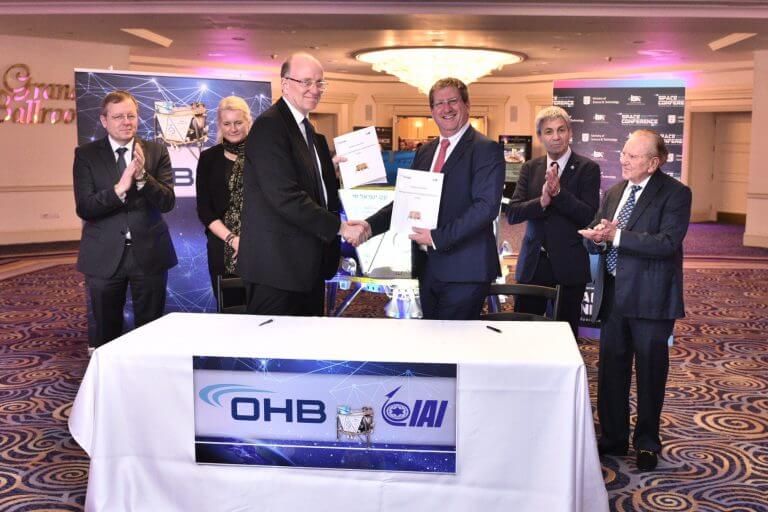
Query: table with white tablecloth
[[69, 313, 608, 512]]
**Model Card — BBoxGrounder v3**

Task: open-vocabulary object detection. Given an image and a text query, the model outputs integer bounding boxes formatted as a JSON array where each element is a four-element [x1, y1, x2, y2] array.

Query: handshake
[[340, 220, 372, 247]]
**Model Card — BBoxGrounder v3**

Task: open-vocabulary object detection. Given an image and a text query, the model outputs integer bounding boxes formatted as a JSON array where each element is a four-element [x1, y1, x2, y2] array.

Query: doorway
[[688, 111, 751, 223]]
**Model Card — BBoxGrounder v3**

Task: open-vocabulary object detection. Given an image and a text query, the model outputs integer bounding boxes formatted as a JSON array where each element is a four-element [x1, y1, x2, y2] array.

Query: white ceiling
[[2, 1, 768, 82]]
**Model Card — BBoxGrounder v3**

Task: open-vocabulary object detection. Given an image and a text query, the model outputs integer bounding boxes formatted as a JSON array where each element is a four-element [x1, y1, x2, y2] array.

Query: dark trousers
[[515, 251, 585, 339], [85, 244, 168, 347], [244, 279, 325, 317], [419, 265, 489, 320], [597, 275, 675, 453]]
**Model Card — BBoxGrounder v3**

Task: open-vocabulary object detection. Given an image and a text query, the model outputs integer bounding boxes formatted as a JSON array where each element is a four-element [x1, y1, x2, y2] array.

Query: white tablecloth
[[69, 313, 608, 512]]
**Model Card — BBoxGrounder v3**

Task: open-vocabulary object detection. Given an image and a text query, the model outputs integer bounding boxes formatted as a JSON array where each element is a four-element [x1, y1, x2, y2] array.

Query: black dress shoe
[[598, 444, 628, 456], [636, 449, 658, 471]]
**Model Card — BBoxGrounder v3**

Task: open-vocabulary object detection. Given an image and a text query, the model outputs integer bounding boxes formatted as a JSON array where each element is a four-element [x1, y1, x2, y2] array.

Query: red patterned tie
[[433, 139, 451, 173]]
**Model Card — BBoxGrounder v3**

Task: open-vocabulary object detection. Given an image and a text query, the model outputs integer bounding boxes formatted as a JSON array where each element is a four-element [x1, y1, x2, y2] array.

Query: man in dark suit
[[73, 90, 177, 347], [579, 129, 691, 471], [507, 106, 600, 338], [238, 53, 364, 316], [351, 77, 505, 320]]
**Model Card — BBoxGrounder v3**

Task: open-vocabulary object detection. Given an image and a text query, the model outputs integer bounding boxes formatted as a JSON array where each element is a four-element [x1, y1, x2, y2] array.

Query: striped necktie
[[606, 185, 641, 274]]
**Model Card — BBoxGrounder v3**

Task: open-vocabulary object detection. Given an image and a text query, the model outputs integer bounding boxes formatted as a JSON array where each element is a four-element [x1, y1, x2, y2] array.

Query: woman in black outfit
[[195, 96, 252, 299]]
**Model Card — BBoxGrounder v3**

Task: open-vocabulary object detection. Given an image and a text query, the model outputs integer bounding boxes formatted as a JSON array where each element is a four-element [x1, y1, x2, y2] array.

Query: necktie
[[550, 161, 559, 176], [302, 118, 326, 208], [115, 147, 131, 239], [116, 147, 128, 175], [606, 185, 641, 274], [433, 139, 451, 173]]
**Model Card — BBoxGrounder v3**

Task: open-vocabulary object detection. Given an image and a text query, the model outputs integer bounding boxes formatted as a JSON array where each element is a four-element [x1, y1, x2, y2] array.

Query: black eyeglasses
[[283, 76, 329, 91]]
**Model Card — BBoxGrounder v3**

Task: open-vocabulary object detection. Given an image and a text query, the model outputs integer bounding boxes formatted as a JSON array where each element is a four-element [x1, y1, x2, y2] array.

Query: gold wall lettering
[[0, 63, 77, 125]]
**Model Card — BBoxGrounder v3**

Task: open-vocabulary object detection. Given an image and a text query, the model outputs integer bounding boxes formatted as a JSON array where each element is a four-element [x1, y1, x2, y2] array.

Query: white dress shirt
[[612, 174, 652, 247], [429, 121, 471, 172], [108, 136, 140, 240], [547, 147, 572, 177]]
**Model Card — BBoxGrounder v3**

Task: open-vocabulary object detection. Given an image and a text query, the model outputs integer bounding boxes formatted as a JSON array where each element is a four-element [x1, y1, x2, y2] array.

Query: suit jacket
[[238, 98, 341, 292], [73, 137, 177, 278], [585, 170, 692, 322], [508, 152, 600, 286], [367, 126, 505, 282]]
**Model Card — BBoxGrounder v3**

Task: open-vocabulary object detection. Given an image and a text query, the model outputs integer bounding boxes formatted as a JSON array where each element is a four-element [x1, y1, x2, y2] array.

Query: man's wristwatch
[[136, 169, 148, 182]]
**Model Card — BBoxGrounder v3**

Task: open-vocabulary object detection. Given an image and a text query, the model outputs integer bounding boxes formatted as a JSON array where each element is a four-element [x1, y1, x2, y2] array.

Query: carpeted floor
[[0, 262, 766, 511]]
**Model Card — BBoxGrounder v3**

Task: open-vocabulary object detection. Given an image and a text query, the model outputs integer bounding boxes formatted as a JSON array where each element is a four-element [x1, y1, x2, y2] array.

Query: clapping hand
[[545, 164, 560, 197], [130, 143, 146, 180], [578, 219, 618, 243]]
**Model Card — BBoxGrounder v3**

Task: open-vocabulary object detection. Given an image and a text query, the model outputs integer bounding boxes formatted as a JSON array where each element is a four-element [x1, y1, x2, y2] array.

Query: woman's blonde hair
[[216, 96, 252, 143]]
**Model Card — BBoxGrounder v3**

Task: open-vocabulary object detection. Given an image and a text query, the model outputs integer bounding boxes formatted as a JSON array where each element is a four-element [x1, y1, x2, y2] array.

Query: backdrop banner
[[74, 69, 272, 316]]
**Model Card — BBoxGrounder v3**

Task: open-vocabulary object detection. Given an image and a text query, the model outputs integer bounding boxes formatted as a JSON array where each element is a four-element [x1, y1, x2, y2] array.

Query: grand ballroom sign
[[0, 63, 76, 125]]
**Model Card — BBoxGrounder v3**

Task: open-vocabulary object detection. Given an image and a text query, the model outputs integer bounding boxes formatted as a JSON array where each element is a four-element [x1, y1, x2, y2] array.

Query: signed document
[[390, 168, 443, 235], [334, 126, 387, 189], [339, 188, 411, 278]]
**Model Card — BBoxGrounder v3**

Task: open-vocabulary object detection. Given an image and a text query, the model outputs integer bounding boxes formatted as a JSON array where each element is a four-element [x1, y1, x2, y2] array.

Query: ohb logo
[[381, 386, 448, 428], [198, 383, 326, 423]]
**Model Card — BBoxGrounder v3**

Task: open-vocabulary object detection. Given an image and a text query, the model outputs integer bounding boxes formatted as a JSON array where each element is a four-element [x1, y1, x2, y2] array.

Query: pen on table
[[486, 325, 502, 333], [258, 319, 273, 327]]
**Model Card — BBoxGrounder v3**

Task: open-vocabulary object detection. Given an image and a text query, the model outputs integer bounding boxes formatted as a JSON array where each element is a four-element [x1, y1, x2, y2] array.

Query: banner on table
[[193, 356, 458, 473]]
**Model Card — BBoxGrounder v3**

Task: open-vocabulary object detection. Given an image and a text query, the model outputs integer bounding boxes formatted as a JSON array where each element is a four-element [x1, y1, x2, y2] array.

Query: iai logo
[[667, 114, 677, 124], [582, 133, 590, 142], [382, 386, 448, 428], [593, 113, 606, 122], [583, 96, 591, 105]]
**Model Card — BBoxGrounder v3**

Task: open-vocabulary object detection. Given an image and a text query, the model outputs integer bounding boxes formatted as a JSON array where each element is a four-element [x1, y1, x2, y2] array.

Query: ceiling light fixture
[[120, 28, 173, 48], [708, 32, 757, 51], [354, 46, 526, 94]]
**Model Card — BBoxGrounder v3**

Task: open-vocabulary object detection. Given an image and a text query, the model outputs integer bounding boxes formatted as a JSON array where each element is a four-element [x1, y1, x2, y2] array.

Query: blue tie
[[606, 185, 641, 274]]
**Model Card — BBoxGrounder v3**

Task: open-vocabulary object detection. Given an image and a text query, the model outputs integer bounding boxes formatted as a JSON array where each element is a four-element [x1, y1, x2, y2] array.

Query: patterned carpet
[[1, 263, 767, 511]]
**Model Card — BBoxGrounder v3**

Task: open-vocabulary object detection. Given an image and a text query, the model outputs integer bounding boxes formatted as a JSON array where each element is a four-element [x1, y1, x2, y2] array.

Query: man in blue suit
[[580, 129, 691, 471], [354, 77, 505, 320]]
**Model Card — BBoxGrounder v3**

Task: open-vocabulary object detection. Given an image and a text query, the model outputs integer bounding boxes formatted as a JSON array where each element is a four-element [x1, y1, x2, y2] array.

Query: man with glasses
[[579, 129, 691, 471], [239, 53, 364, 316], [352, 77, 505, 320], [73, 90, 177, 348]]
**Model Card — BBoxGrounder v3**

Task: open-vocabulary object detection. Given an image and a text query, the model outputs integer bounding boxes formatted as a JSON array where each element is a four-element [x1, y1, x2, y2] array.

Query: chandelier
[[354, 46, 526, 95]]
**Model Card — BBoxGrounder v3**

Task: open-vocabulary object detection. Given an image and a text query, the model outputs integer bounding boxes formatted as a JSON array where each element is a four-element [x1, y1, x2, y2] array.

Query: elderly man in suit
[[507, 106, 600, 338], [238, 53, 364, 316], [351, 77, 505, 320], [73, 90, 177, 347], [580, 129, 692, 471]]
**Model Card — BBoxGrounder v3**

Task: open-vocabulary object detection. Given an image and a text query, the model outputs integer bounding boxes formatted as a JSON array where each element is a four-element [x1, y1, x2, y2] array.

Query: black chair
[[216, 276, 247, 314], [481, 283, 562, 322]]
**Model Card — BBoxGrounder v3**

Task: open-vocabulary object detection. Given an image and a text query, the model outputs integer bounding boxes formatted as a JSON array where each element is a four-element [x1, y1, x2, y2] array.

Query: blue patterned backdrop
[[74, 69, 272, 315]]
